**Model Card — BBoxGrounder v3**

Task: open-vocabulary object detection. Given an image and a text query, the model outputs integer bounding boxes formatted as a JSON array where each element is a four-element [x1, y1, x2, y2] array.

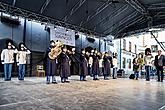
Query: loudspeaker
[[75, 35, 79, 40], [87, 37, 95, 43], [1, 16, 20, 25]]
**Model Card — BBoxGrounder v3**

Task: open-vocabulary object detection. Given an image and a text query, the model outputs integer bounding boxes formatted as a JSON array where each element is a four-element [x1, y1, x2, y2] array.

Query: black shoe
[[65, 80, 70, 83], [161, 80, 163, 82], [157, 80, 160, 82], [5, 79, 11, 81], [19, 79, 24, 81], [104, 78, 109, 80], [52, 81, 58, 84], [46, 81, 50, 84], [96, 78, 99, 80]]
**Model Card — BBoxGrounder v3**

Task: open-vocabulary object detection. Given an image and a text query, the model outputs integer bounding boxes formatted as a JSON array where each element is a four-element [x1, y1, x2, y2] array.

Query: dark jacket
[[154, 55, 165, 67]]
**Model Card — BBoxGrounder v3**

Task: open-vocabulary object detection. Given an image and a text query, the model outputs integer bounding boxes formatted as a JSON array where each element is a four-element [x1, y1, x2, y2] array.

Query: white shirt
[[89, 56, 93, 65], [1, 49, 17, 64], [113, 58, 118, 68], [144, 55, 153, 66], [99, 59, 103, 67], [16, 50, 31, 64]]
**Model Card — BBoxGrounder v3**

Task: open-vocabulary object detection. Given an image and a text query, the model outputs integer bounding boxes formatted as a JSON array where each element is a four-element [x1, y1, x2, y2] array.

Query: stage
[[0, 76, 165, 110]]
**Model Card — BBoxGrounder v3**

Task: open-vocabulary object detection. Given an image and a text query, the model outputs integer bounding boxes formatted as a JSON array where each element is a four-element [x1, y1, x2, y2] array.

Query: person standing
[[133, 55, 139, 80], [137, 53, 144, 78], [1, 40, 17, 81], [69, 48, 77, 75], [144, 48, 153, 81], [99, 53, 104, 76], [45, 40, 58, 84], [80, 49, 88, 81], [16, 43, 31, 80], [92, 49, 99, 80], [112, 53, 118, 79], [88, 50, 93, 77], [154, 50, 165, 82], [103, 52, 112, 80], [59, 46, 71, 83]]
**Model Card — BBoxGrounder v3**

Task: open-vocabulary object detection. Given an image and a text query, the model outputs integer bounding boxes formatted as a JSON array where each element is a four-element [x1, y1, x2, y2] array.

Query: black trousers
[[156, 66, 164, 81]]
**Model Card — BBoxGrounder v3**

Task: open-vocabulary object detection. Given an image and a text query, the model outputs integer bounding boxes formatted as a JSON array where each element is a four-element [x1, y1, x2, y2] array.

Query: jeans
[[88, 65, 93, 77], [134, 71, 139, 79], [18, 64, 25, 80], [99, 67, 103, 76], [46, 59, 56, 83], [4, 63, 12, 80], [113, 68, 117, 79], [80, 75, 86, 81], [145, 66, 151, 81]]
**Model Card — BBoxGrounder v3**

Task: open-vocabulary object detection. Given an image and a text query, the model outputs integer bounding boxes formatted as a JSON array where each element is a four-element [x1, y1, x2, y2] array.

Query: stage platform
[[0, 76, 165, 110]]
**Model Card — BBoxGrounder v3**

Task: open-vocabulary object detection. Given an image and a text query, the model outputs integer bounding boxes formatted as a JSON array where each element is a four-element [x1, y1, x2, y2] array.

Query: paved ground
[[0, 76, 165, 110]]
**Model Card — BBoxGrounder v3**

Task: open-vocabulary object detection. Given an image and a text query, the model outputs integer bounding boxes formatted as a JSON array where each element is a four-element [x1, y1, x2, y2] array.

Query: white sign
[[50, 26, 75, 46]]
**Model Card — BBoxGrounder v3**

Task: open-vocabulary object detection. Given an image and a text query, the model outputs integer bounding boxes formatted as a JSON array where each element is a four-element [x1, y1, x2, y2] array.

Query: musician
[[154, 50, 165, 82], [59, 46, 71, 83], [144, 48, 153, 81], [88, 50, 94, 77], [80, 49, 88, 81], [16, 42, 31, 80], [1, 40, 17, 81], [98, 52, 104, 76], [45, 40, 58, 84], [92, 48, 99, 80], [68, 48, 77, 75], [103, 52, 112, 80]]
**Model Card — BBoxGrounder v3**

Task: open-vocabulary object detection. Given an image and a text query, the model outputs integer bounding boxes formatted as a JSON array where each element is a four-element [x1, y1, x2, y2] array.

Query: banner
[[50, 26, 75, 46]]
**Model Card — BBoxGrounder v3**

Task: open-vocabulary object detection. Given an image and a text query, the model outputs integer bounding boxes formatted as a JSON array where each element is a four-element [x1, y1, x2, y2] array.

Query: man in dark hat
[[103, 52, 112, 80], [92, 48, 99, 80], [45, 40, 57, 84], [58, 46, 71, 83], [80, 49, 88, 81], [68, 47, 77, 75]]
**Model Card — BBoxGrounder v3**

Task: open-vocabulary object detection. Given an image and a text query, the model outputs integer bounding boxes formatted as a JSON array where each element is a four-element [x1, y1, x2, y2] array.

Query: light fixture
[[66, 28, 68, 32], [54, 25, 57, 30]]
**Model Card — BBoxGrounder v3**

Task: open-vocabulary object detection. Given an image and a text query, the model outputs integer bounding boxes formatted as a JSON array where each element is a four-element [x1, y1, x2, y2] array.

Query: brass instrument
[[48, 41, 63, 60]]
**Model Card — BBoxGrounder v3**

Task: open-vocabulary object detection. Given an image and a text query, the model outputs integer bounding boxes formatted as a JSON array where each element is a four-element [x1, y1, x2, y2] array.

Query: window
[[151, 45, 158, 52], [129, 42, 131, 52], [135, 45, 137, 54], [123, 39, 126, 50], [128, 59, 131, 69], [122, 57, 126, 68], [151, 32, 158, 38]]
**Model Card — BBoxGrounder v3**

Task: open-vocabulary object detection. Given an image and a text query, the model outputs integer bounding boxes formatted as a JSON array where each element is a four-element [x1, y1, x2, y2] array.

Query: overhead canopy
[[0, 0, 165, 38]]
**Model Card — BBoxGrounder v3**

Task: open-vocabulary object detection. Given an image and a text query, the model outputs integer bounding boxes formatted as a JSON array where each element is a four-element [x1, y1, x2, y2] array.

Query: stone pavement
[[0, 76, 165, 110]]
